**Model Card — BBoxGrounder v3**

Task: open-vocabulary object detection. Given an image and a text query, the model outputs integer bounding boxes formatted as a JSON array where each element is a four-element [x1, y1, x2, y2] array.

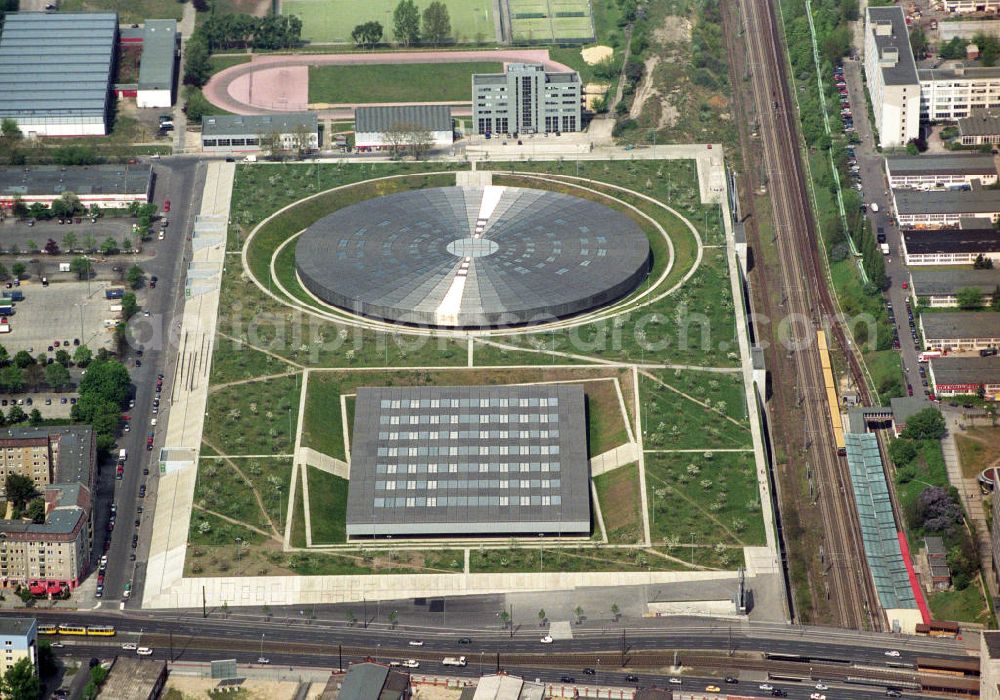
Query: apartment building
[[919, 65, 1000, 121], [0, 437, 52, 496], [884, 153, 998, 188], [901, 227, 1000, 265], [864, 7, 921, 148], [472, 63, 582, 136], [943, 0, 1000, 12], [892, 186, 1000, 226], [0, 427, 96, 590], [0, 618, 36, 676]]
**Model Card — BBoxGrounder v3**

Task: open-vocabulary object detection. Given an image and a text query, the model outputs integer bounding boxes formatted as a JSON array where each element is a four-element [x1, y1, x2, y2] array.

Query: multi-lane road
[[92, 158, 206, 604]]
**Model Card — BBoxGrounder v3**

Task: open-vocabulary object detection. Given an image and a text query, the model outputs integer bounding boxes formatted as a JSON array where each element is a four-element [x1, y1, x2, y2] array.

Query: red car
[[116, 465, 124, 479], [163, 199, 171, 213]]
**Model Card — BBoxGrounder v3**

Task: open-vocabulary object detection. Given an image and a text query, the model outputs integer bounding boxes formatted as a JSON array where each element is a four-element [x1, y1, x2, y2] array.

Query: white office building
[[943, 0, 1000, 12], [864, 7, 921, 148], [884, 153, 998, 189], [919, 65, 1000, 121]]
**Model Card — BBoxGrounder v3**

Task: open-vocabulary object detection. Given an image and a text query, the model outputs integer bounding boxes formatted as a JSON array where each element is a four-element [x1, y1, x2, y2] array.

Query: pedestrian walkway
[[943, 414, 996, 598], [143, 161, 235, 609]]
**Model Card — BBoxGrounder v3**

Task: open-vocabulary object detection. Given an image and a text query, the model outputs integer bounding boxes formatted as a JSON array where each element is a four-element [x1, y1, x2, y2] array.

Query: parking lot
[[0, 392, 78, 418], [0, 216, 140, 252], [2, 280, 120, 353]]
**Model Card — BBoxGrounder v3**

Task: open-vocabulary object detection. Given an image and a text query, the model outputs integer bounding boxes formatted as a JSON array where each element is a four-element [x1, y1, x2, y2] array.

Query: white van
[[136, 647, 153, 656], [870, 202, 879, 213]]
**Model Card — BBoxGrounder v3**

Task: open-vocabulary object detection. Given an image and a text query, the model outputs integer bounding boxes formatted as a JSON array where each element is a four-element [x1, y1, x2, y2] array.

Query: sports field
[[308, 61, 501, 103], [283, 0, 496, 44], [509, 0, 594, 43]]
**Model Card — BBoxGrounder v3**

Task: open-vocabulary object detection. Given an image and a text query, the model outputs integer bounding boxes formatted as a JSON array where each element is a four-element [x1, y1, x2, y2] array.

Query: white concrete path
[[589, 443, 640, 477], [297, 447, 349, 478]]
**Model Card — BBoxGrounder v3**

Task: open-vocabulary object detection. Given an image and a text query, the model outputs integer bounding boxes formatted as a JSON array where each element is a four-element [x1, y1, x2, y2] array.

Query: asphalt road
[[842, 59, 927, 400], [46, 637, 924, 700], [93, 157, 206, 605]]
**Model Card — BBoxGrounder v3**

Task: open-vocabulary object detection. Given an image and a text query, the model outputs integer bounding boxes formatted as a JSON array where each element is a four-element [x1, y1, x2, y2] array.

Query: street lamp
[[260, 633, 265, 660]]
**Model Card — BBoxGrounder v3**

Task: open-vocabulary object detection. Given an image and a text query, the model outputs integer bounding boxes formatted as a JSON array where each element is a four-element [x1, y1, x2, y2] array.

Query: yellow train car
[[86, 626, 115, 636], [57, 624, 87, 636], [37, 624, 58, 635], [817, 330, 847, 455]]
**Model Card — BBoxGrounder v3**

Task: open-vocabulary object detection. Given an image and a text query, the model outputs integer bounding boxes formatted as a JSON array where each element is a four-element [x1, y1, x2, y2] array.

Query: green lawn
[[308, 62, 502, 103], [306, 467, 349, 544], [594, 463, 642, 544], [284, 0, 495, 44], [640, 374, 751, 450], [645, 450, 765, 547], [509, 0, 594, 43], [210, 339, 297, 385], [585, 379, 629, 457], [301, 373, 348, 460], [210, 54, 253, 75], [202, 374, 302, 455], [929, 583, 993, 625], [240, 457, 294, 531], [193, 458, 270, 532], [470, 546, 685, 573], [56, 0, 184, 22]]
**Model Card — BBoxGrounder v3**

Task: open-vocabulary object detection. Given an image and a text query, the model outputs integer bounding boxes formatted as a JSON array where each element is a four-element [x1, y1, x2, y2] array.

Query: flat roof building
[[901, 227, 1000, 265], [893, 186, 1000, 226], [472, 63, 582, 136], [0, 12, 118, 136], [201, 112, 318, 155], [136, 20, 179, 109], [338, 663, 410, 700], [864, 7, 921, 148], [354, 105, 453, 151], [98, 657, 167, 700], [0, 164, 152, 210], [471, 674, 545, 700], [885, 153, 998, 188], [0, 618, 36, 676], [908, 268, 1000, 307], [959, 109, 1000, 145], [921, 311, 1000, 351], [0, 426, 96, 590], [346, 385, 590, 538], [929, 355, 1000, 399], [944, 0, 1000, 11]]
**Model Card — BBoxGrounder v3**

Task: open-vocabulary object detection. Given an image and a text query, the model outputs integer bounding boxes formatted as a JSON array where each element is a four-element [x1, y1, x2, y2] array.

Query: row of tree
[[184, 14, 302, 86], [0, 343, 93, 394], [70, 357, 131, 457], [352, 0, 453, 48]]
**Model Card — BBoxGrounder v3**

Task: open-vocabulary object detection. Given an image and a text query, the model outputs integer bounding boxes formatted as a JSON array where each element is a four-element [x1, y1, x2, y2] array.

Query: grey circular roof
[[295, 186, 651, 328]]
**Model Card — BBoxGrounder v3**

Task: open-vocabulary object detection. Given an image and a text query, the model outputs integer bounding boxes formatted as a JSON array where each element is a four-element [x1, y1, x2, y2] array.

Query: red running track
[[897, 531, 931, 624], [203, 49, 574, 116]]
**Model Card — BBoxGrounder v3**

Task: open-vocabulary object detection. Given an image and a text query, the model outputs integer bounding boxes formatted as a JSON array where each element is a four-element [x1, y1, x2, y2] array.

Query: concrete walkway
[[589, 443, 640, 477], [297, 447, 349, 478]]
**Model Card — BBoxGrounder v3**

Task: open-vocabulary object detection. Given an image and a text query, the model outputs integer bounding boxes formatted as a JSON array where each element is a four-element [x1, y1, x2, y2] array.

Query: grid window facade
[[346, 385, 590, 537]]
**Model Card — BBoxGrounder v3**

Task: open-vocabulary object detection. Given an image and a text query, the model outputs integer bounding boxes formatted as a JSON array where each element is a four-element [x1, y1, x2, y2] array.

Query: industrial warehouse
[[928, 356, 1000, 399], [0, 164, 152, 210], [345, 385, 590, 538], [0, 12, 118, 136]]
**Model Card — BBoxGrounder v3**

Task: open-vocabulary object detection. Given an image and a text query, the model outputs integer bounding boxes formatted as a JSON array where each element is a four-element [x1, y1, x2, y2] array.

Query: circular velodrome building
[[294, 185, 651, 328]]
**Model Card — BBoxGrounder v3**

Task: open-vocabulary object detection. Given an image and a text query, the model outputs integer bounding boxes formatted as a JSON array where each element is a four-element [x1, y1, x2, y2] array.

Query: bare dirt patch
[[165, 677, 324, 700], [581, 45, 614, 65], [630, 55, 660, 119], [584, 82, 610, 110], [654, 15, 692, 44]]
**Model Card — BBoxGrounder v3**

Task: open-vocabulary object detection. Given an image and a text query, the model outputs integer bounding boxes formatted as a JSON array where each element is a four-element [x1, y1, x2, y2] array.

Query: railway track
[[134, 633, 921, 684], [733, 0, 881, 630]]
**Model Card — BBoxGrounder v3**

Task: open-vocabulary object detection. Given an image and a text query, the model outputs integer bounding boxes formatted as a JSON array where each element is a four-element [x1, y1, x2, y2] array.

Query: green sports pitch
[[508, 0, 594, 43], [283, 0, 497, 44]]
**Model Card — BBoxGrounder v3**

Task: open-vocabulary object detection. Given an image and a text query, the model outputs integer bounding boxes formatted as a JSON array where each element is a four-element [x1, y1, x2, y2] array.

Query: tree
[[913, 486, 963, 533], [44, 239, 59, 256], [126, 265, 146, 290], [0, 366, 24, 393], [70, 256, 93, 280], [901, 407, 947, 440], [6, 405, 25, 424], [957, 286, 983, 310], [0, 118, 21, 141], [27, 496, 45, 523], [393, 0, 420, 46], [422, 1, 452, 45], [910, 26, 928, 59], [11, 262, 25, 280], [4, 474, 37, 508], [537, 609, 546, 625], [82, 233, 97, 253], [12, 351, 33, 369], [0, 344, 8, 365], [73, 345, 93, 368], [974, 253, 995, 269], [62, 232, 77, 253], [37, 640, 56, 678], [99, 237, 118, 256], [121, 292, 139, 321], [54, 349, 70, 367], [0, 656, 41, 700], [45, 362, 70, 390], [889, 438, 918, 466], [184, 36, 212, 87], [352, 21, 383, 49], [574, 605, 584, 623], [611, 602, 620, 619], [77, 359, 131, 409], [940, 36, 967, 60], [388, 609, 399, 627], [11, 198, 28, 220], [27, 408, 41, 427], [83, 664, 108, 700], [0, 264, 7, 281], [28, 203, 48, 221]]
